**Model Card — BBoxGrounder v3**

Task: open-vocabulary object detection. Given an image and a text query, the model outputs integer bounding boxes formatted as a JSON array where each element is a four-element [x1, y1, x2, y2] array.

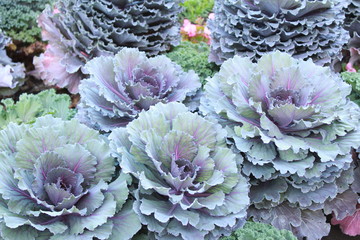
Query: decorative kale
[[33, 0, 184, 93], [109, 102, 250, 240], [344, 0, 360, 36], [0, 115, 141, 239], [0, 89, 75, 128], [166, 41, 218, 85], [208, 0, 349, 65], [0, 31, 25, 97], [221, 221, 297, 240], [200, 51, 360, 240], [341, 71, 360, 106], [0, 0, 54, 43], [180, 0, 214, 22], [77, 48, 201, 132]]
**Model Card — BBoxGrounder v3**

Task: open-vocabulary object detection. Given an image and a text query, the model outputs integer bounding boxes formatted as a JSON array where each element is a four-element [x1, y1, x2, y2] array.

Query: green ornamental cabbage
[[0, 89, 75, 128], [166, 41, 219, 85], [109, 102, 250, 240], [200, 51, 360, 240], [0, 115, 141, 239], [341, 71, 360, 106], [222, 221, 297, 240]]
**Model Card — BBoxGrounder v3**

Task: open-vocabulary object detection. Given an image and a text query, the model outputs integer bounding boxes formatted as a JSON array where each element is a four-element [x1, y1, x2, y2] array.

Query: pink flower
[[346, 63, 357, 73], [346, 48, 360, 72], [181, 19, 197, 37], [53, 7, 60, 14]]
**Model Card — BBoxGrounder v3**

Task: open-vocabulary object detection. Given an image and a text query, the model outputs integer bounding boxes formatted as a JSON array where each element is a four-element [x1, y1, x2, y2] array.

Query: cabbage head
[[200, 51, 360, 240], [0, 115, 141, 239], [77, 48, 201, 132], [109, 102, 250, 240]]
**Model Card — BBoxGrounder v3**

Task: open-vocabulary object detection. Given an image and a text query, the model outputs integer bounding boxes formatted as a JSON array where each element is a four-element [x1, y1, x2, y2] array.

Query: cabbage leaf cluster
[[209, 0, 348, 65], [344, 0, 360, 36], [110, 102, 250, 240], [77, 48, 201, 132], [0, 115, 141, 239], [0, 89, 75, 129], [200, 51, 360, 240]]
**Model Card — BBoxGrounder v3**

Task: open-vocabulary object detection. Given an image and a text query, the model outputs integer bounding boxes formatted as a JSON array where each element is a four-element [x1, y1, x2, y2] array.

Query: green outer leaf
[[67, 193, 116, 235], [108, 201, 142, 240], [0, 89, 74, 129]]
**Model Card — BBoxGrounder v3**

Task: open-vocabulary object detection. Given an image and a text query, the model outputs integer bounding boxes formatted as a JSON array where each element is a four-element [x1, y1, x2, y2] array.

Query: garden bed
[[0, 1, 360, 240]]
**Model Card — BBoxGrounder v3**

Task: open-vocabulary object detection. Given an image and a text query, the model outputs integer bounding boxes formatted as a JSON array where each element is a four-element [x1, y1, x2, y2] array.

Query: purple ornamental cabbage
[[338, 1, 360, 72], [0, 30, 25, 96], [200, 51, 360, 240], [77, 47, 201, 132], [344, 0, 360, 36], [33, 0, 184, 93], [109, 102, 250, 239], [0, 115, 141, 239], [209, 0, 349, 66]]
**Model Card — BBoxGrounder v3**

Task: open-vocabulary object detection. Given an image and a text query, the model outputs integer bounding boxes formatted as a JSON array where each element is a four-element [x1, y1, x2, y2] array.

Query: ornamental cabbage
[[344, 0, 360, 36], [33, 0, 184, 93], [77, 48, 201, 132], [0, 30, 25, 96], [0, 115, 141, 239], [341, 72, 360, 106], [200, 51, 360, 240], [0, 89, 74, 129], [209, 0, 348, 65], [109, 102, 250, 240]]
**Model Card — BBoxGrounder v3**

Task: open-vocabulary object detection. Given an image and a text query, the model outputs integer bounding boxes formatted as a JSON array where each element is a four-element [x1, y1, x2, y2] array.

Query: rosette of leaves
[[109, 102, 250, 240], [166, 41, 219, 85], [0, 115, 141, 239], [200, 51, 360, 240], [77, 47, 201, 132], [0, 0, 54, 43], [208, 0, 349, 65], [0, 31, 26, 97], [33, 0, 184, 94], [0, 89, 75, 128], [221, 221, 297, 240]]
